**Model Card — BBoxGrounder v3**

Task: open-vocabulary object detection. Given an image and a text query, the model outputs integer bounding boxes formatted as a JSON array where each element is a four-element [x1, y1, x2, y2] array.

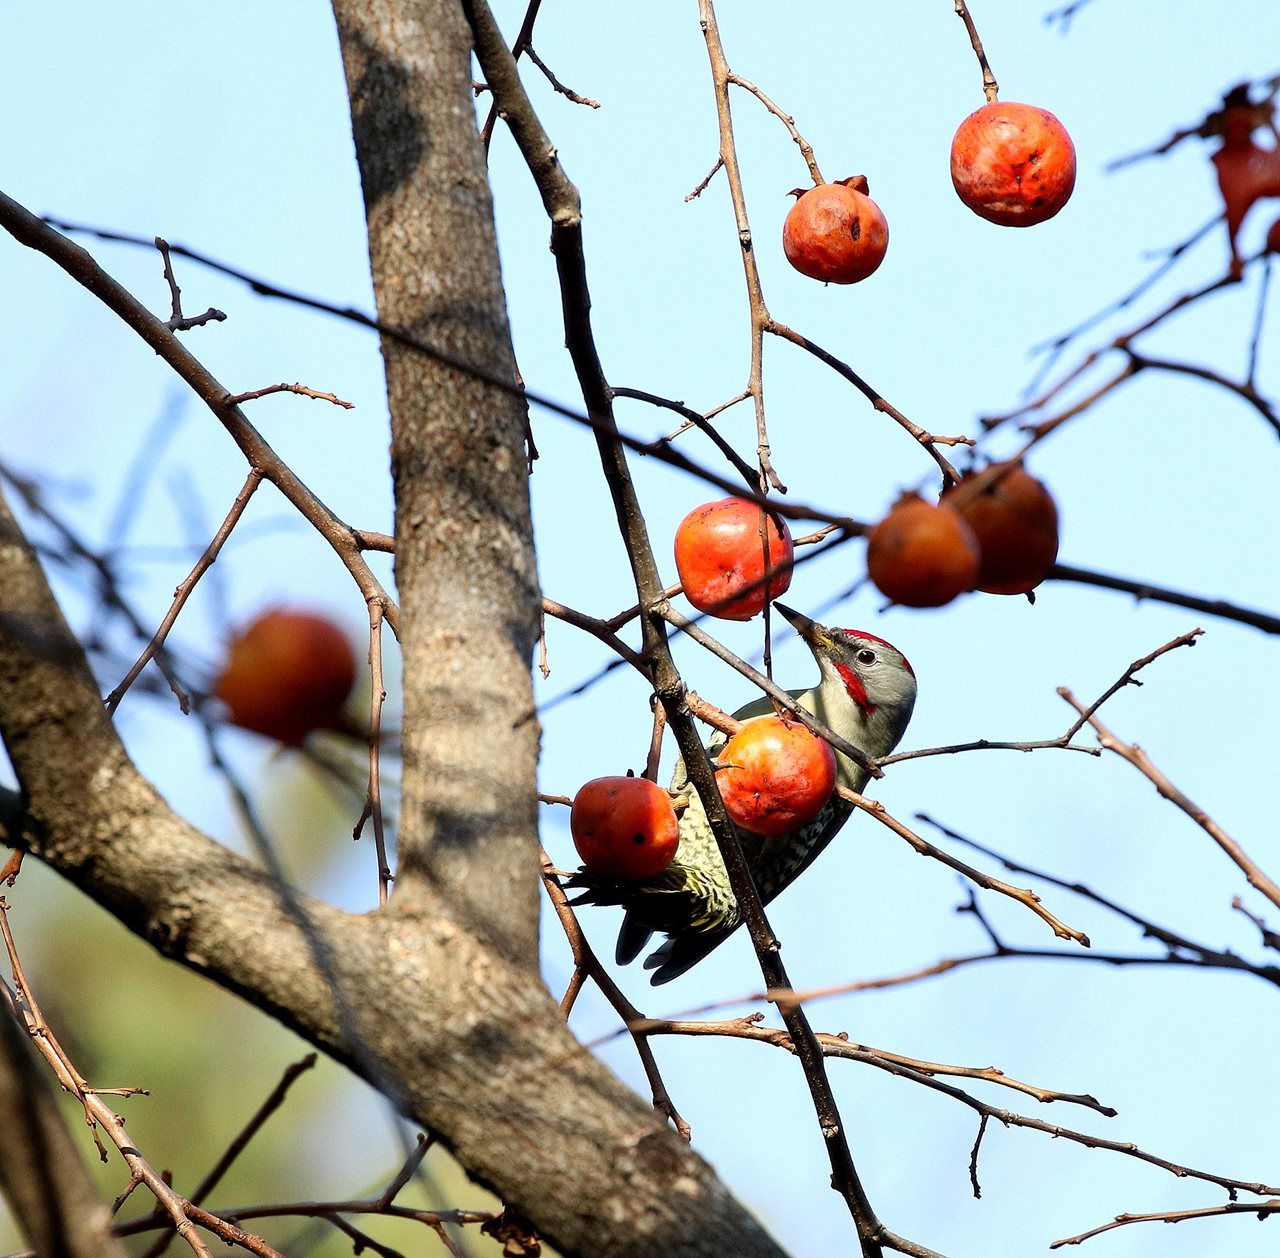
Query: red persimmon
[[783, 176, 889, 284], [715, 715, 837, 838], [674, 497, 794, 621], [215, 609, 357, 745], [943, 464, 1060, 595], [867, 494, 981, 608], [570, 776, 680, 879], [951, 101, 1076, 227]]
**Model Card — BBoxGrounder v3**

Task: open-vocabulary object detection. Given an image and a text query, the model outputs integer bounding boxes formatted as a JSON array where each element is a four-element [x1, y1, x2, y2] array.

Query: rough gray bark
[[332, 0, 542, 960], [0, 1, 787, 1251], [0, 1000, 130, 1258]]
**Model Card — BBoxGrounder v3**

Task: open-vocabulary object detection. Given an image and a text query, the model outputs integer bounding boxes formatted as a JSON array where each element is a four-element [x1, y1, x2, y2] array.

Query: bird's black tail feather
[[563, 865, 739, 980], [642, 925, 738, 984], [614, 912, 654, 966]]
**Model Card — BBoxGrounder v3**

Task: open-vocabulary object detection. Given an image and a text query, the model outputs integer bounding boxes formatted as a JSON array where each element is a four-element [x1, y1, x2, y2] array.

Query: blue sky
[[2, 3, 1279, 1256]]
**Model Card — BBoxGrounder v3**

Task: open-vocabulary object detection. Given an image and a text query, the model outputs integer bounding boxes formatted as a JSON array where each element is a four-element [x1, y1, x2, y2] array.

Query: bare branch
[[156, 236, 227, 332], [1061, 688, 1280, 912], [106, 471, 264, 715], [953, 1, 999, 102], [726, 71, 823, 184], [1052, 1198, 1280, 1249], [525, 44, 599, 109], [540, 852, 692, 1140], [225, 382, 356, 409]]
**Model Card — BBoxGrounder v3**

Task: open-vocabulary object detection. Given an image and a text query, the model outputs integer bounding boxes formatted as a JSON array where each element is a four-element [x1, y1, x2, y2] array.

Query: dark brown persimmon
[[215, 609, 357, 745], [782, 176, 889, 284], [674, 497, 794, 621], [950, 101, 1076, 227], [570, 776, 680, 879], [866, 494, 981, 608], [943, 464, 1060, 595], [715, 715, 837, 838]]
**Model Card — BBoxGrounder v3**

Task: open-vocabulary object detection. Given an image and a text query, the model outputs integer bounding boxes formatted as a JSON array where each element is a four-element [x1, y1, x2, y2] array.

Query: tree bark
[[332, 0, 543, 960]]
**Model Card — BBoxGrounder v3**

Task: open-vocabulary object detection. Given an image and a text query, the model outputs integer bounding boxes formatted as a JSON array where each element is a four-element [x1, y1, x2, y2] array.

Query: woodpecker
[[570, 603, 916, 984]]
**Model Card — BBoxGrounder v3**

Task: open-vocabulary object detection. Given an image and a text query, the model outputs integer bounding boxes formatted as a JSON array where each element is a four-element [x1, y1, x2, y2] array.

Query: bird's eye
[[857, 648, 877, 666]]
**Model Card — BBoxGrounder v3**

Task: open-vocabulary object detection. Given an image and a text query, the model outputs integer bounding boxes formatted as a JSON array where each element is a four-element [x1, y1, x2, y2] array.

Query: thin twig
[[225, 382, 355, 409], [525, 44, 599, 108], [766, 319, 970, 484], [634, 1009, 1280, 1201], [617, 385, 759, 487], [1, 196, 400, 637], [136, 1056, 319, 1258], [685, 158, 724, 201], [1, 462, 193, 710], [1044, 0, 1096, 31], [1019, 216, 1218, 395], [156, 236, 227, 332], [1052, 1199, 1280, 1249], [106, 471, 263, 714], [1048, 564, 1280, 635], [539, 851, 692, 1139], [952, 1, 999, 102], [726, 71, 823, 184], [2, 901, 280, 1257], [699, 0, 783, 493], [1247, 255, 1273, 386], [1060, 687, 1280, 912], [840, 785, 1090, 944]]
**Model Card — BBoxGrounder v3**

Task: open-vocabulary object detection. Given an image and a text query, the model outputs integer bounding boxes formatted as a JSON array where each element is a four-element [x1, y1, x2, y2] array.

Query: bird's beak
[[773, 602, 829, 647]]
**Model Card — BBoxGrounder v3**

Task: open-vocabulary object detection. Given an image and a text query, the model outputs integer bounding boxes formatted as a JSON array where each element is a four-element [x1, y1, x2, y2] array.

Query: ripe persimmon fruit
[[951, 101, 1076, 227], [943, 464, 1060, 595], [674, 497, 794, 621], [715, 714, 837, 837], [866, 494, 981, 608], [570, 776, 680, 879], [215, 609, 357, 745], [783, 176, 889, 284]]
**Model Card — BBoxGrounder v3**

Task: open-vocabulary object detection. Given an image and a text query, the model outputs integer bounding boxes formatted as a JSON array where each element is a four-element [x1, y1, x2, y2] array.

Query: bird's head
[[774, 603, 916, 767]]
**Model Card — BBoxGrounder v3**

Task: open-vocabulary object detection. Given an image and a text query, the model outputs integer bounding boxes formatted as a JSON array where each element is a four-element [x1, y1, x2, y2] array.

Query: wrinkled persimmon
[[782, 176, 889, 284], [674, 497, 794, 621], [570, 776, 680, 879], [715, 715, 837, 838], [951, 101, 1076, 227], [866, 494, 981, 608]]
